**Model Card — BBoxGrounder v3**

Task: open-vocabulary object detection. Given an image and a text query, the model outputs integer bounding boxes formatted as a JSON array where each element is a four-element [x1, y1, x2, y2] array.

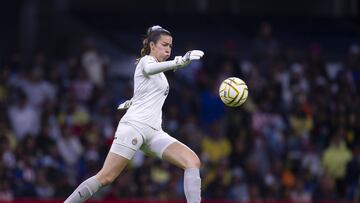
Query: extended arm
[[143, 50, 204, 75], [143, 58, 182, 75]]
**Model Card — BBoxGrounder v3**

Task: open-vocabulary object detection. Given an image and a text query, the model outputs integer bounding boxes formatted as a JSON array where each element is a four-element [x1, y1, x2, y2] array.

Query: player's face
[[150, 34, 172, 62]]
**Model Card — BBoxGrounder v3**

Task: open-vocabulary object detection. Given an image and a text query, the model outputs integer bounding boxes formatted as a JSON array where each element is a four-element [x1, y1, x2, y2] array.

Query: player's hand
[[183, 50, 204, 62], [174, 50, 204, 67], [117, 99, 132, 110]]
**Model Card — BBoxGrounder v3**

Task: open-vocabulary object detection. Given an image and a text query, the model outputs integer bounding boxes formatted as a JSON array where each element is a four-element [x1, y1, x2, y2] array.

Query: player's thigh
[[147, 130, 178, 159], [162, 141, 201, 170]]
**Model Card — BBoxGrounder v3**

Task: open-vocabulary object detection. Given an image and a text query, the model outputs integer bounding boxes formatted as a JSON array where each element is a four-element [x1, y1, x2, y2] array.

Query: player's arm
[[143, 50, 204, 75]]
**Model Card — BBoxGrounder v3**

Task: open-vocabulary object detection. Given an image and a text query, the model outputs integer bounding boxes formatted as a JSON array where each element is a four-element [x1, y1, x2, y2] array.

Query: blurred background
[[0, 0, 360, 202]]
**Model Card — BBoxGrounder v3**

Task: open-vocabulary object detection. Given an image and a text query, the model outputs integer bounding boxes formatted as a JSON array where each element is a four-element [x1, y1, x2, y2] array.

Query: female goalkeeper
[[64, 25, 204, 203]]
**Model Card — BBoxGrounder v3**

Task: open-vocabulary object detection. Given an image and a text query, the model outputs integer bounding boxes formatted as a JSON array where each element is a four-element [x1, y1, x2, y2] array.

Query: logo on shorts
[[132, 138, 138, 145]]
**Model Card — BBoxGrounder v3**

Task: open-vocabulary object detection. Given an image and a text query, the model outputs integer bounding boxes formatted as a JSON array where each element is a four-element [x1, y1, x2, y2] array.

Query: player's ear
[[149, 41, 156, 51]]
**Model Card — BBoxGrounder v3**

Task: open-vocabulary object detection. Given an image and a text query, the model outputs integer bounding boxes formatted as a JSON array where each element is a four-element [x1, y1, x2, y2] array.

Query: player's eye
[[162, 43, 172, 48]]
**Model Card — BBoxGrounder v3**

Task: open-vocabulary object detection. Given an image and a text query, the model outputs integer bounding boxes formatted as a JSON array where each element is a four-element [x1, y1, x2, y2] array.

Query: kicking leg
[[64, 152, 129, 203], [163, 142, 201, 203]]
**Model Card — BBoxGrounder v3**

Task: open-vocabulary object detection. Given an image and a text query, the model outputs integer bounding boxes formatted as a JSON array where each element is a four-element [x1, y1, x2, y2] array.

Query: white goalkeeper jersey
[[120, 55, 170, 130]]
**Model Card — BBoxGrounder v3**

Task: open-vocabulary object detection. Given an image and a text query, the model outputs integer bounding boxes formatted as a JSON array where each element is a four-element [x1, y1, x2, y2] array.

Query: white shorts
[[109, 121, 178, 160]]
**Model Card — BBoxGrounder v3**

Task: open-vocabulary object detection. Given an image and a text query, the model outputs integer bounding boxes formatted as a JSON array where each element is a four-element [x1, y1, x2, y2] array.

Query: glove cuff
[[174, 56, 183, 65]]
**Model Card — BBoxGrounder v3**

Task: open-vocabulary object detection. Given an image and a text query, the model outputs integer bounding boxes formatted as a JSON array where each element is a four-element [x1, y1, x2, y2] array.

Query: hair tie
[[148, 25, 170, 35], [151, 25, 163, 31]]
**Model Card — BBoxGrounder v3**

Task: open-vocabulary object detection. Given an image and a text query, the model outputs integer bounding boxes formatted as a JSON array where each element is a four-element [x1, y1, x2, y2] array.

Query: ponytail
[[140, 38, 150, 57]]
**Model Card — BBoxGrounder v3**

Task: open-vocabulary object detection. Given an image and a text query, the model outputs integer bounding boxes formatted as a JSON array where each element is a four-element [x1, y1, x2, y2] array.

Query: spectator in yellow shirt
[[201, 122, 232, 165], [322, 134, 353, 180]]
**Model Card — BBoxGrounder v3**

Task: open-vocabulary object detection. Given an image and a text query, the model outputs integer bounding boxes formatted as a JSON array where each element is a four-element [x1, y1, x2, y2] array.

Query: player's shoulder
[[139, 55, 157, 64], [136, 55, 157, 74]]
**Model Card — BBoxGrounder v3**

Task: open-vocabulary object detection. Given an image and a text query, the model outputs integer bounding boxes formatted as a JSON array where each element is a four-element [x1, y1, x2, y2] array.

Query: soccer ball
[[219, 77, 248, 107]]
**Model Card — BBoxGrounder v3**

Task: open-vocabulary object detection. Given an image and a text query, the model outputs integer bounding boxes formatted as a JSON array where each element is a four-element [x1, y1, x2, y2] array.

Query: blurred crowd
[[0, 22, 360, 202]]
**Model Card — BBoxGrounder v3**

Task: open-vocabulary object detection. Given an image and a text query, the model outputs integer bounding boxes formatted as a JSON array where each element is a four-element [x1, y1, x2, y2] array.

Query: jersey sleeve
[[142, 56, 180, 75]]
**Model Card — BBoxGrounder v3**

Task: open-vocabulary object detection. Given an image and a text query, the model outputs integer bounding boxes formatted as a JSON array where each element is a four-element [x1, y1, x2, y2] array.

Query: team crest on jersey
[[164, 86, 169, 96], [132, 138, 138, 145]]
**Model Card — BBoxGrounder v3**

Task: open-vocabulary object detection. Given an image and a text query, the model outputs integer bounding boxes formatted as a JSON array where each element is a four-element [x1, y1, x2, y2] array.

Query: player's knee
[[185, 155, 201, 169], [193, 155, 201, 168]]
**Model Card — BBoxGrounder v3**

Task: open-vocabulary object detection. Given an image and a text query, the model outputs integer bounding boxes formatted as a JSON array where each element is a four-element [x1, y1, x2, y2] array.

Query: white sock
[[64, 176, 102, 203], [184, 168, 201, 203]]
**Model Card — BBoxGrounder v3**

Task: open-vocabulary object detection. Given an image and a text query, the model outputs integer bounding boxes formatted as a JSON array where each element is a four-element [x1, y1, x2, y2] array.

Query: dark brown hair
[[139, 26, 172, 59]]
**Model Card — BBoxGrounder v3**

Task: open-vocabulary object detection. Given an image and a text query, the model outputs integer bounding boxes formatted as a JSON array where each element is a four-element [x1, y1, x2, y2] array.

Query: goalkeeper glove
[[174, 50, 204, 68], [117, 99, 132, 110]]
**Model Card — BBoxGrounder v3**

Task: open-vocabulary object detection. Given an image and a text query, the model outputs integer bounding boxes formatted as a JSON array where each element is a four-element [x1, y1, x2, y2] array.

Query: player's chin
[[163, 55, 170, 61]]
